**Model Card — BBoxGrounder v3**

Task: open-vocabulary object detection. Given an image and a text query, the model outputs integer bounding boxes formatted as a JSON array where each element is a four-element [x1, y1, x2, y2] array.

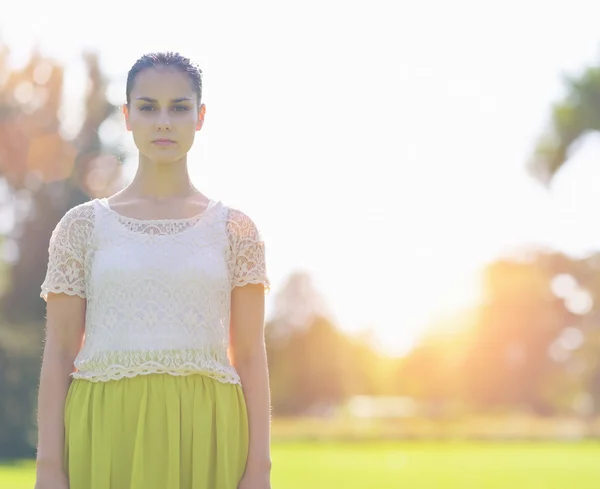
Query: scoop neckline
[[98, 197, 219, 224]]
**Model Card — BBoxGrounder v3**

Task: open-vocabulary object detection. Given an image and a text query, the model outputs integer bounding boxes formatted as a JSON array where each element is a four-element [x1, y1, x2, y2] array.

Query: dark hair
[[125, 52, 203, 106]]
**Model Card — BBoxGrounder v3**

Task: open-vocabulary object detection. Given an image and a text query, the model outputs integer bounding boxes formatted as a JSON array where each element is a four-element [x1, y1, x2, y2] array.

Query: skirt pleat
[[63, 373, 249, 489]]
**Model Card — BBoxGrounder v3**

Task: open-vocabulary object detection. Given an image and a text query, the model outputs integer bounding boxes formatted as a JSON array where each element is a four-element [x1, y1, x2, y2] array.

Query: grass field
[[2, 440, 600, 488]]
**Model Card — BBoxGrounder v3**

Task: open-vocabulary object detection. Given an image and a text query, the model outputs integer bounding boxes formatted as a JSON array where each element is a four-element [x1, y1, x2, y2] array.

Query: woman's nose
[[157, 110, 171, 130]]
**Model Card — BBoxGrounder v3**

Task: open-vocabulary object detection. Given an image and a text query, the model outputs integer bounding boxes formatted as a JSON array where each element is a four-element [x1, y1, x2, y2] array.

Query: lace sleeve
[[227, 207, 270, 293], [40, 203, 94, 302]]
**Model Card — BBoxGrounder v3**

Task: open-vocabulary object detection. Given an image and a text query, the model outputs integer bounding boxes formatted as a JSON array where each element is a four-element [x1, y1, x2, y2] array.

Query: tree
[[395, 249, 600, 417], [461, 256, 570, 413], [528, 64, 600, 184], [266, 271, 391, 415], [0, 48, 124, 323], [266, 271, 330, 344], [0, 42, 125, 458]]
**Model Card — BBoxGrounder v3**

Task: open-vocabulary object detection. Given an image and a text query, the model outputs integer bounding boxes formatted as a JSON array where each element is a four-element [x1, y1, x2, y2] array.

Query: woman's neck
[[127, 156, 198, 200]]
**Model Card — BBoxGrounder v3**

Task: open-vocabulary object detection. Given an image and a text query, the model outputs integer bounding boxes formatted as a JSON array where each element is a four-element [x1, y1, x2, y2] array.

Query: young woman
[[34, 52, 272, 489]]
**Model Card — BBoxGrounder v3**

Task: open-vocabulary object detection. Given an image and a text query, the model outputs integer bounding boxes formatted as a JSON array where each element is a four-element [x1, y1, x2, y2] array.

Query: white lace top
[[40, 197, 269, 385]]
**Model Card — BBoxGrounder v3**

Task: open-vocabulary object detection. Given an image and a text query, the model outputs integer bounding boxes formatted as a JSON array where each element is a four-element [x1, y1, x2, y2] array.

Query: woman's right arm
[[35, 292, 86, 488]]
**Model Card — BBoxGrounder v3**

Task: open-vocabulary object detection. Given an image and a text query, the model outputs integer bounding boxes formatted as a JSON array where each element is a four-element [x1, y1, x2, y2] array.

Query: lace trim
[[72, 349, 241, 384], [72, 366, 241, 385], [40, 285, 86, 302], [232, 276, 271, 289], [99, 197, 219, 235]]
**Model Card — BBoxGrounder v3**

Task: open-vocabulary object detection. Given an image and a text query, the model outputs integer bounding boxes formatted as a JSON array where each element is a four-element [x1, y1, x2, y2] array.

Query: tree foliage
[[0, 43, 124, 457], [529, 65, 600, 184]]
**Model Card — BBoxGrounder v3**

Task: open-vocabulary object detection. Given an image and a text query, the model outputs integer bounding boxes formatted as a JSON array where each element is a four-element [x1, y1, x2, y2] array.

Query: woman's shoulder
[[223, 203, 251, 225], [58, 199, 97, 225], [52, 199, 98, 241], [221, 202, 264, 242]]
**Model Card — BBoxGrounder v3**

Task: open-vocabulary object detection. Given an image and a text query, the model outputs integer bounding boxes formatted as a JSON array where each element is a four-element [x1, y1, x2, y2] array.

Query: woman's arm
[[229, 283, 272, 480], [36, 293, 85, 480]]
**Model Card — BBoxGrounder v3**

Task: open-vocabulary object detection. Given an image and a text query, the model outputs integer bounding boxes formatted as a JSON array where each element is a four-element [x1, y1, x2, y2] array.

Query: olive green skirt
[[63, 373, 249, 489]]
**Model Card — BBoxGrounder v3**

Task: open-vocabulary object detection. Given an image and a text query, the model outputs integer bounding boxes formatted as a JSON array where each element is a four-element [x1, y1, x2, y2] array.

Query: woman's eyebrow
[[135, 97, 193, 103]]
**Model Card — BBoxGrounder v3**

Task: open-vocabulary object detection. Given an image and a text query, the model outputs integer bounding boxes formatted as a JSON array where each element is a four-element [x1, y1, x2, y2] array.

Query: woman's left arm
[[230, 282, 272, 487]]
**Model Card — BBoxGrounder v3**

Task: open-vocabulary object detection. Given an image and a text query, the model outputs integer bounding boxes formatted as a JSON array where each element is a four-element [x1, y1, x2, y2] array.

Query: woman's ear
[[122, 104, 131, 131], [196, 104, 206, 131]]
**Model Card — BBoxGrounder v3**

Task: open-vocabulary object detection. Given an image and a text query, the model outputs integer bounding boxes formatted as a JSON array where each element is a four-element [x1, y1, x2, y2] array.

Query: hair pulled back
[[126, 52, 203, 106]]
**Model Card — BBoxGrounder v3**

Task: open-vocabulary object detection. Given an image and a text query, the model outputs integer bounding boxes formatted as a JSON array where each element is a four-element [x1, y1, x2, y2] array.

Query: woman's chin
[[140, 150, 186, 165]]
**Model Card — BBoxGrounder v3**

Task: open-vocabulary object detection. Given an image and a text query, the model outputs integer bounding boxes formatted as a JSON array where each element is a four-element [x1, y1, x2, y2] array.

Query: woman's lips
[[153, 139, 176, 146]]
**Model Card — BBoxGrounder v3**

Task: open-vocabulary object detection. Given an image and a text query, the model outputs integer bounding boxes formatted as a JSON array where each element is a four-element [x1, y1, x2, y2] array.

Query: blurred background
[[3, 0, 600, 487]]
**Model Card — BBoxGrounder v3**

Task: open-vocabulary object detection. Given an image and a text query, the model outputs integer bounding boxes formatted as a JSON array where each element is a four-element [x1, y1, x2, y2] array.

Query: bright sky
[[3, 0, 600, 356]]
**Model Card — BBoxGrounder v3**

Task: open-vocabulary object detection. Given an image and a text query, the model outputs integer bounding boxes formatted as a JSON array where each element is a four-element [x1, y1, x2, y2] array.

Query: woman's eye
[[139, 105, 155, 111], [173, 106, 189, 111]]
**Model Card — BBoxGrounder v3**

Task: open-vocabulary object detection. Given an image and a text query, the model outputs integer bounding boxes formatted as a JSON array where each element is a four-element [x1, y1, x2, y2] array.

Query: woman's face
[[123, 66, 205, 164]]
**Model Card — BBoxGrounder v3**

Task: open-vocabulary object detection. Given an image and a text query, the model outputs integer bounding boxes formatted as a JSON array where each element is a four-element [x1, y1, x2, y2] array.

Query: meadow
[[2, 440, 599, 488]]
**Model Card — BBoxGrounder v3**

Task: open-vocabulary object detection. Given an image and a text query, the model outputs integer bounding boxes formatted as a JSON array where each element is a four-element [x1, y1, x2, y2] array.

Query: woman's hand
[[34, 464, 69, 489], [237, 470, 271, 489]]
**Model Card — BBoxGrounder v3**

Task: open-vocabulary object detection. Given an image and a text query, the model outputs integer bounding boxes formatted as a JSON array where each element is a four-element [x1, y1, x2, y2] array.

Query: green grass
[[272, 440, 600, 488], [3, 441, 600, 488], [0, 459, 35, 489]]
